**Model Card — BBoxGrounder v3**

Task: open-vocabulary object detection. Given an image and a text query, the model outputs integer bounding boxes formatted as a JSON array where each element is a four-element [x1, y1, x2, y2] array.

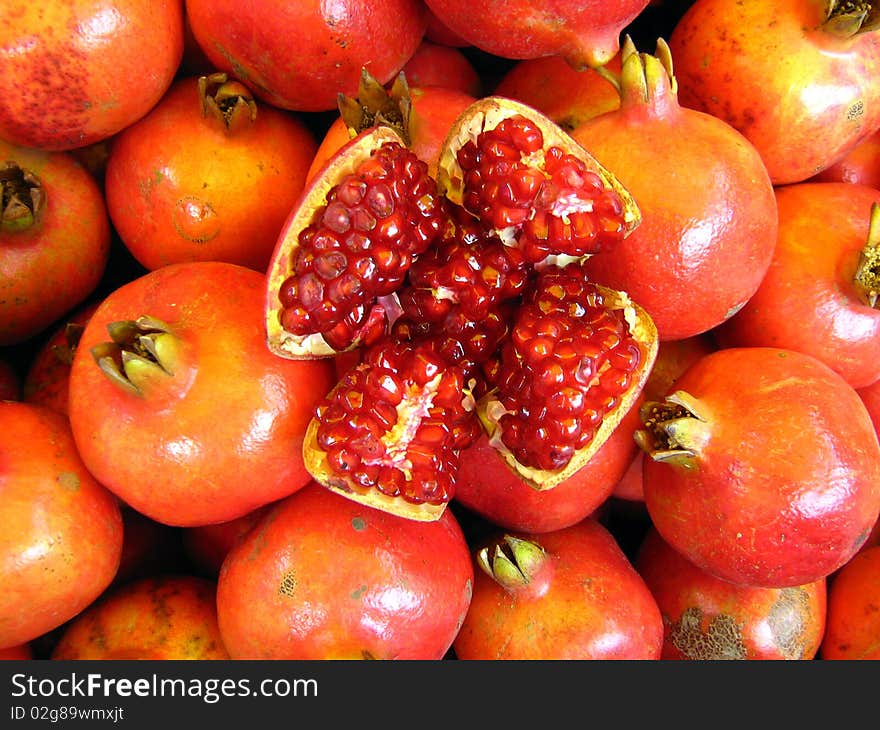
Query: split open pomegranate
[[267, 90, 653, 520]]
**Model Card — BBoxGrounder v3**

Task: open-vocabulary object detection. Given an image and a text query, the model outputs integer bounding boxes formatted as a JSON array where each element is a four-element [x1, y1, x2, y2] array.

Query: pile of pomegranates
[[2, 0, 880, 662]]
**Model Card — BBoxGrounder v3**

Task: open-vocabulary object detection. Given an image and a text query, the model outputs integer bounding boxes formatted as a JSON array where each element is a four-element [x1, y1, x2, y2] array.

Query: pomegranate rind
[[302, 418, 447, 522], [264, 125, 408, 360], [435, 95, 642, 240], [478, 285, 658, 490]]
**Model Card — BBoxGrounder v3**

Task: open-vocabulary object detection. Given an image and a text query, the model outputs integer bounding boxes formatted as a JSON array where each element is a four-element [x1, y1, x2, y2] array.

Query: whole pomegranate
[[51, 575, 229, 660], [638, 346, 880, 588], [0, 401, 123, 649], [453, 518, 664, 659], [669, 0, 880, 184], [0, 0, 183, 150], [821, 545, 880, 660], [184, 0, 427, 112], [216, 483, 474, 659], [0, 142, 110, 346], [67, 261, 337, 527], [573, 38, 778, 341], [811, 128, 880, 188], [714, 182, 880, 389], [104, 74, 318, 273], [636, 526, 826, 660], [423, 0, 651, 69]]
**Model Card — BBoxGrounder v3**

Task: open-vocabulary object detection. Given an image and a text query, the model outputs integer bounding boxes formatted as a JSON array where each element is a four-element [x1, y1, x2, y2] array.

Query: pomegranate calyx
[[337, 68, 412, 146], [477, 535, 550, 592], [0, 162, 44, 232], [854, 202, 880, 309], [823, 1, 880, 37], [51, 322, 86, 366], [90, 316, 179, 395], [619, 36, 678, 111], [198, 73, 258, 132], [634, 390, 711, 468]]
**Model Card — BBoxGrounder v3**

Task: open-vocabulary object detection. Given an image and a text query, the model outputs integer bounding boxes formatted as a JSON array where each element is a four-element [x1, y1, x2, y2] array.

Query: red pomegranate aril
[[305, 335, 480, 519], [276, 140, 445, 352], [491, 263, 643, 472]]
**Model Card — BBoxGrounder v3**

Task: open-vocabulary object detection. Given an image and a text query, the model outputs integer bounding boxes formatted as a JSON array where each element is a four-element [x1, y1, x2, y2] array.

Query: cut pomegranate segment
[[303, 335, 481, 521], [436, 96, 641, 265], [477, 261, 657, 490], [265, 126, 446, 359]]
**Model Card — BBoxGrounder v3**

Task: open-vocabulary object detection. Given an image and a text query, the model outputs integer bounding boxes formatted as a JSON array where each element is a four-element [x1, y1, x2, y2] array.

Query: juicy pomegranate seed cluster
[[456, 114, 629, 262], [277, 141, 445, 350], [490, 262, 642, 472], [313, 336, 480, 507], [392, 207, 530, 378]]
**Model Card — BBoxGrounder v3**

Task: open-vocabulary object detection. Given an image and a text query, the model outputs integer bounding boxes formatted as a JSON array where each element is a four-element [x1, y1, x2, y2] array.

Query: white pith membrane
[[477, 286, 658, 491], [264, 125, 409, 360], [303, 369, 477, 522]]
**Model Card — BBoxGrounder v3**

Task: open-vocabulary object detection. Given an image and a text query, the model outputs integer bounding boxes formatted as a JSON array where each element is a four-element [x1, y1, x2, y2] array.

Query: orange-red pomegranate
[[0, 0, 183, 150], [185, 0, 427, 112]]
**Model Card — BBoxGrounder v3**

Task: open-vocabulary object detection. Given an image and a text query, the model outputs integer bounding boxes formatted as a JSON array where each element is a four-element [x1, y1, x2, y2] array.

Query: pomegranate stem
[[854, 202, 880, 309], [0, 162, 44, 233]]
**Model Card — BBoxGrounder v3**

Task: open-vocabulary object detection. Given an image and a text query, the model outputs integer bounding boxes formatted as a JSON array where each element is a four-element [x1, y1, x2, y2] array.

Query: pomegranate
[[453, 518, 664, 659], [572, 37, 778, 341], [51, 575, 229, 660], [0, 401, 123, 648], [637, 346, 880, 588], [185, 0, 427, 112], [0, 0, 183, 151], [303, 334, 480, 522], [475, 261, 657, 489], [668, 0, 880, 185], [182, 503, 273, 577], [266, 126, 447, 359], [104, 73, 318, 273], [67, 261, 337, 527], [216, 483, 474, 659], [636, 526, 826, 660], [22, 301, 98, 415], [0, 644, 32, 660], [821, 545, 880, 660], [423, 0, 651, 70], [811, 128, 880, 188], [714, 182, 880, 389], [0, 142, 110, 346], [437, 96, 641, 265]]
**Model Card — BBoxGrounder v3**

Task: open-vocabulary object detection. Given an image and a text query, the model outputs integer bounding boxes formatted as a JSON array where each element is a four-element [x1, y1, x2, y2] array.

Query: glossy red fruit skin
[[821, 546, 880, 660], [573, 45, 778, 341], [0, 142, 110, 347], [423, 0, 650, 69], [714, 182, 880, 389], [67, 262, 337, 527], [454, 393, 643, 533], [668, 0, 880, 185], [636, 527, 826, 660], [104, 76, 318, 273], [0, 0, 183, 151], [0, 401, 123, 649], [453, 518, 664, 659], [642, 347, 880, 588], [185, 0, 426, 112], [216, 483, 474, 659]]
